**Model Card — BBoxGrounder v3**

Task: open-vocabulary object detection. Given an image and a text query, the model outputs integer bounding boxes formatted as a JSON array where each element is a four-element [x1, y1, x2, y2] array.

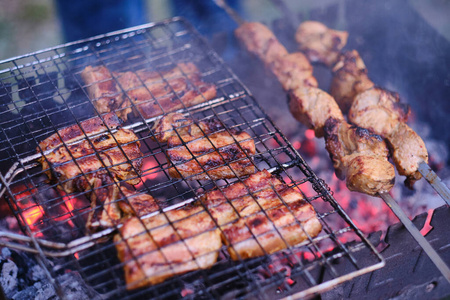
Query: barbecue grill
[[0, 18, 385, 299]]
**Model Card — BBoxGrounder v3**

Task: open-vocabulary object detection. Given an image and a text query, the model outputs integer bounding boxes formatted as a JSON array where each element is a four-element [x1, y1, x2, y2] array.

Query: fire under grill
[[0, 18, 384, 299]]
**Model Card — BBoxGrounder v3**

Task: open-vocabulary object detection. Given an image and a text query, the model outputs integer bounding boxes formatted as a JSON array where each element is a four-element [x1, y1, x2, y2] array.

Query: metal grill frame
[[0, 17, 384, 299]]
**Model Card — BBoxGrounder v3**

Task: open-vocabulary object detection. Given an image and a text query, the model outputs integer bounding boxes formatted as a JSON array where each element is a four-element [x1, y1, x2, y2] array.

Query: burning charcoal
[[11, 286, 37, 300]]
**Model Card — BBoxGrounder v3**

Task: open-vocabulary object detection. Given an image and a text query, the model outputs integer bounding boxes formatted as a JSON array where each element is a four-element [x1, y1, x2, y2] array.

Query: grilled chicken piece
[[235, 22, 316, 91], [324, 118, 395, 195], [115, 205, 221, 289], [349, 88, 426, 187], [38, 113, 142, 193], [152, 113, 256, 180], [118, 186, 159, 218], [81, 63, 217, 121], [330, 50, 375, 113], [295, 21, 348, 67], [288, 86, 345, 137], [201, 170, 322, 260]]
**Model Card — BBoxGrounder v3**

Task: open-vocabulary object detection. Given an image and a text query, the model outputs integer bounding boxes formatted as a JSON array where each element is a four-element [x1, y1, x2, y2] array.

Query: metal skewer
[[213, 0, 245, 26], [379, 192, 450, 283], [418, 161, 450, 206]]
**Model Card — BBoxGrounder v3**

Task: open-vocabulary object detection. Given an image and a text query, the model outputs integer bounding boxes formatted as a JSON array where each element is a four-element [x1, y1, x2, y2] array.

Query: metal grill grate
[[0, 17, 384, 299]]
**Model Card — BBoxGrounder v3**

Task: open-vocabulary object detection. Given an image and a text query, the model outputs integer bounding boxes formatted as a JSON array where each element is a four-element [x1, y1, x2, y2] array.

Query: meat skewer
[[234, 21, 395, 196], [293, 19, 450, 282], [295, 21, 449, 199]]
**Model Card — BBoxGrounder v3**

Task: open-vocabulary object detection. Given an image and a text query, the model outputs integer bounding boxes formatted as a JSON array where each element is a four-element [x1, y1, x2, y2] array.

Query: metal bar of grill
[[0, 17, 384, 299]]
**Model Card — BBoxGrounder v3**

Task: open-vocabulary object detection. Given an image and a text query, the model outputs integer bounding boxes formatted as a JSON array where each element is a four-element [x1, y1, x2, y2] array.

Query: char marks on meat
[[81, 63, 217, 121], [201, 170, 322, 260], [152, 113, 256, 180]]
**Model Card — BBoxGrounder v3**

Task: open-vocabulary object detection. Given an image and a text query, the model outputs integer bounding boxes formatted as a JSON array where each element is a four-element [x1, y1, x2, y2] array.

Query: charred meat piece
[[235, 22, 316, 90], [295, 21, 348, 67], [152, 113, 256, 180], [114, 205, 221, 289], [288, 86, 345, 138], [348, 89, 426, 187], [330, 50, 375, 113], [81, 63, 217, 121], [38, 113, 142, 193], [201, 170, 322, 260], [324, 118, 395, 195]]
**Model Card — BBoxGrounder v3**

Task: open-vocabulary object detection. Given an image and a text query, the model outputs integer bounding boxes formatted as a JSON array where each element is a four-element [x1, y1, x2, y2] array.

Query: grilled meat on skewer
[[81, 63, 217, 121], [324, 118, 395, 195], [152, 113, 256, 180], [295, 21, 348, 67], [235, 22, 317, 90], [115, 205, 221, 289], [201, 170, 322, 260], [288, 86, 345, 138], [330, 50, 375, 113], [295, 20, 429, 188], [349, 88, 427, 187], [235, 21, 395, 196]]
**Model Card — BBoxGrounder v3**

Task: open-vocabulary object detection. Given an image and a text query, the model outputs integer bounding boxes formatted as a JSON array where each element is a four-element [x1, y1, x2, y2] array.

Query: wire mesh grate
[[0, 17, 383, 299]]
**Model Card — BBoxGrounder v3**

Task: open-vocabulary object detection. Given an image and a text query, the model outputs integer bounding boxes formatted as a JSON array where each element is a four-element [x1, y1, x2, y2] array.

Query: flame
[[74, 252, 79, 259]]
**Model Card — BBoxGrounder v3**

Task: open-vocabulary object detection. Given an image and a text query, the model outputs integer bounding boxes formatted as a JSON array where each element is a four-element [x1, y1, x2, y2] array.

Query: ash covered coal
[[0, 247, 101, 300]]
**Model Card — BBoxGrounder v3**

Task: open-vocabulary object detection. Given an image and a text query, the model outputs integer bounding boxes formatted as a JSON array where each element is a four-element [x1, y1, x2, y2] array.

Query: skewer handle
[[418, 161, 450, 206], [379, 192, 450, 283]]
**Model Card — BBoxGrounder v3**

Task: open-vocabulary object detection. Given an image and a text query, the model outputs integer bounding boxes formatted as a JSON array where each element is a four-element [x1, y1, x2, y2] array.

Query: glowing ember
[[292, 141, 301, 149], [305, 129, 315, 140], [420, 209, 434, 236], [74, 252, 79, 259], [135, 159, 159, 189], [23, 206, 44, 228]]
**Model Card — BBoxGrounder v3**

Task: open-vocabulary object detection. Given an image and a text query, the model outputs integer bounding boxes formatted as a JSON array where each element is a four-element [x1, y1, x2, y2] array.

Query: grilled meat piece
[[152, 113, 256, 180], [118, 186, 159, 218], [38, 114, 142, 193], [81, 63, 217, 121], [295, 21, 348, 67], [324, 118, 395, 195], [288, 86, 345, 138], [330, 50, 375, 113], [235, 22, 289, 67], [271, 53, 318, 90], [80, 66, 131, 121], [349, 88, 426, 187], [349, 88, 410, 137], [201, 170, 322, 260], [235, 22, 316, 91], [388, 123, 428, 188], [115, 205, 221, 289]]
